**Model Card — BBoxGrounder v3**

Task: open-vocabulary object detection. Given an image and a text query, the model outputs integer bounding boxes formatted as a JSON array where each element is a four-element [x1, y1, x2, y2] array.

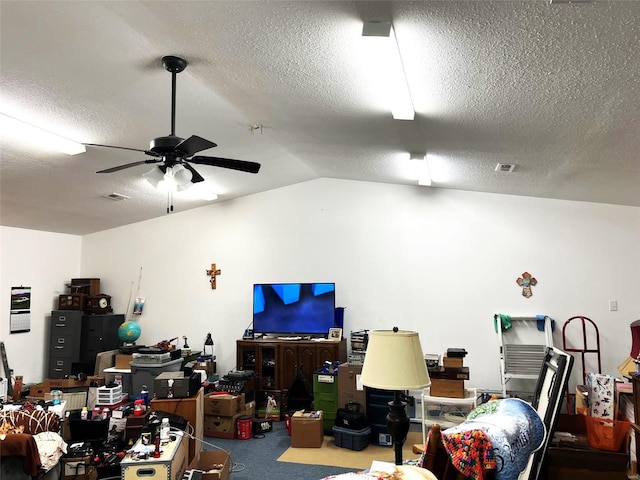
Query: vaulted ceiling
[[1, 1, 638, 235]]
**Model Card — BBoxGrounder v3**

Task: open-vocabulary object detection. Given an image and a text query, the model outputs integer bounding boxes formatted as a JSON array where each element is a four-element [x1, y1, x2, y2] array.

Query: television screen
[[253, 283, 336, 336]]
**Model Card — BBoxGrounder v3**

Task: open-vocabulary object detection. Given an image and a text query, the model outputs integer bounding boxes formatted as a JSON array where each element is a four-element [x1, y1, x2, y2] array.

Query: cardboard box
[[29, 382, 50, 397], [203, 412, 242, 438], [337, 363, 366, 413], [188, 450, 230, 480], [429, 378, 465, 398], [115, 354, 134, 369], [203, 393, 245, 416], [290, 410, 324, 448], [443, 354, 464, 369]]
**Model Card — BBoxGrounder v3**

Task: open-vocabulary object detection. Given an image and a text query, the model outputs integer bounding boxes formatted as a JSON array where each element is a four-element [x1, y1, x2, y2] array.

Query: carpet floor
[[278, 430, 424, 470], [201, 422, 424, 479]]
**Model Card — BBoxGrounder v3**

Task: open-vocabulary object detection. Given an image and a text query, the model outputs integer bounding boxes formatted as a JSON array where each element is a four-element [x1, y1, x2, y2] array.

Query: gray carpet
[[201, 421, 354, 480]]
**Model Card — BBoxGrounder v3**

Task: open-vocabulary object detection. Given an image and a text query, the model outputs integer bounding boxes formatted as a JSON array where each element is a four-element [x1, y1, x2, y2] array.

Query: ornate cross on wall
[[516, 271, 537, 298], [206, 263, 222, 289]]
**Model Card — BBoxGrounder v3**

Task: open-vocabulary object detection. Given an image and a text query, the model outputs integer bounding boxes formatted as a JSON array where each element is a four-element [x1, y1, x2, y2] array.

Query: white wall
[[75, 178, 640, 393], [0, 226, 81, 384]]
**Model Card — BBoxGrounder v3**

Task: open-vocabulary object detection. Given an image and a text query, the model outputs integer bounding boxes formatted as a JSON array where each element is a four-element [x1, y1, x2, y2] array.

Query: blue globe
[[118, 320, 141, 343]]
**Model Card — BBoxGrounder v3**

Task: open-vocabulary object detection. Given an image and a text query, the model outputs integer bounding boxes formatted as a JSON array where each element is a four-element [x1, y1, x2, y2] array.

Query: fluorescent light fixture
[[0, 112, 86, 155], [362, 21, 415, 121], [409, 153, 432, 186]]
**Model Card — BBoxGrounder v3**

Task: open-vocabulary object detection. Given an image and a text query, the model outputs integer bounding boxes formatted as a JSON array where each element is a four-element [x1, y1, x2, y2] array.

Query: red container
[[237, 415, 253, 440]]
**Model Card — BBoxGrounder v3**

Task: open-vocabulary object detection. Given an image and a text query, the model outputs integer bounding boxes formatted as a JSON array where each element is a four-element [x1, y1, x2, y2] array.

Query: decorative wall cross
[[516, 271, 537, 298], [206, 263, 222, 289]]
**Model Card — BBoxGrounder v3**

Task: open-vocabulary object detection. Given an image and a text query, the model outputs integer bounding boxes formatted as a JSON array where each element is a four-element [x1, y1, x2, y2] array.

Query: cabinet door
[[237, 341, 257, 372], [280, 344, 298, 390], [316, 344, 339, 367], [259, 345, 278, 389], [298, 344, 317, 387]]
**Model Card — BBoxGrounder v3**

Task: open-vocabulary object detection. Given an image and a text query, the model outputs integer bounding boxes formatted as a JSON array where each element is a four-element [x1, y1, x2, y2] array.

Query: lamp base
[[386, 391, 410, 465]]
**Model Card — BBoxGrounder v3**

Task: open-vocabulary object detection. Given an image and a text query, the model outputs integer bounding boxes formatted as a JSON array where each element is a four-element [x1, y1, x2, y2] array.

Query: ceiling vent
[[495, 163, 516, 173], [103, 193, 130, 201]]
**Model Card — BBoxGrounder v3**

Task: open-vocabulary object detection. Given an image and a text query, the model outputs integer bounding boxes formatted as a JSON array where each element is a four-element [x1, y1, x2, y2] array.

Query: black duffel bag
[[334, 402, 368, 430]]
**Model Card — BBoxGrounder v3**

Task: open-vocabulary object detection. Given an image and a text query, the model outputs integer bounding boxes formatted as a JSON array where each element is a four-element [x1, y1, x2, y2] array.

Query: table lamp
[[360, 328, 431, 465]]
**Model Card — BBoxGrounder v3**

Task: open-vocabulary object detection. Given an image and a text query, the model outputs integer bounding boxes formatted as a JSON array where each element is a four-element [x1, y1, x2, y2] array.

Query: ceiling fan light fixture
[[142, 166, 166, 189], [172, 164, 193, 188], [0, 112, 86, 155]]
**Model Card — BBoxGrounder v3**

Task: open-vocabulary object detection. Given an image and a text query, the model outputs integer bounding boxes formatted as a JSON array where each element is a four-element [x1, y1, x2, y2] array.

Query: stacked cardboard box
[[429, 349, 469, 398], [203, 392, 255, 438]]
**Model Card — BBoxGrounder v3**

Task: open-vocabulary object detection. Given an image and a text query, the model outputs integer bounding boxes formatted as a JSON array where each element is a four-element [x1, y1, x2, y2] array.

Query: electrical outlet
[[609, 300, 618, 311]]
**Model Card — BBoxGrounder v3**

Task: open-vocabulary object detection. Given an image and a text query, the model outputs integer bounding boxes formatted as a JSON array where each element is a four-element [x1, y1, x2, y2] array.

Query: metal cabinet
[[48, 310, 123, 378], [48, 311, 83, 378]]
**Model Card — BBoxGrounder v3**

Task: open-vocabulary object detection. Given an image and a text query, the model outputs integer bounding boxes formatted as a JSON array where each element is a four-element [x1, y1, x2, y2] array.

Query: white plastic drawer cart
[[421, 387, 477, 444]]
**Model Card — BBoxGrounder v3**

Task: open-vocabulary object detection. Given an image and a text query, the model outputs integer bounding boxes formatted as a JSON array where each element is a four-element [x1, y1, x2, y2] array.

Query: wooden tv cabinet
[[236, 338, 346, 403]]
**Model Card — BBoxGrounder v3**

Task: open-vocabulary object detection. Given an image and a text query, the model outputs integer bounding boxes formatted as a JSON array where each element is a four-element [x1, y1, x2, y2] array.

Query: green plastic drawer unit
[[314, 373, 338, 433]]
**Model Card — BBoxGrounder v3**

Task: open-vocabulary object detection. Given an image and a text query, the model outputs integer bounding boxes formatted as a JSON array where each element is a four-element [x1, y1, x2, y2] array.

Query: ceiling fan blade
[[85, 143, 161, 157], [174, 135, 217, 156], [189, 156, 261, 174], [96, 159, 161, 173], [182, 163, 205, 183]]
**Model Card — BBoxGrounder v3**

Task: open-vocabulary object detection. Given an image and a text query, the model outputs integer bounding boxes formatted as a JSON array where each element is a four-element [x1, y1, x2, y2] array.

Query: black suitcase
[[334, 402, 368, 430]]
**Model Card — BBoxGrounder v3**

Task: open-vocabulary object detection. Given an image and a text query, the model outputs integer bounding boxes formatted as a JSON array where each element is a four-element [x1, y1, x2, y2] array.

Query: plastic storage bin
[[422, 388, 477, 444], [333, 425, 371, 451], [130, 358, 182, 399]]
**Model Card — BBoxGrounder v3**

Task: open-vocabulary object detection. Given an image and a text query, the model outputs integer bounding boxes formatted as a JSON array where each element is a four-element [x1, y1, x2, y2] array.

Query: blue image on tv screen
[[253, 283, 336, 335]]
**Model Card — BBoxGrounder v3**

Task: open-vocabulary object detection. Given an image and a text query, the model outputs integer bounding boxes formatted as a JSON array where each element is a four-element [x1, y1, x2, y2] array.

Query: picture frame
[[328, 327, 342, 341]]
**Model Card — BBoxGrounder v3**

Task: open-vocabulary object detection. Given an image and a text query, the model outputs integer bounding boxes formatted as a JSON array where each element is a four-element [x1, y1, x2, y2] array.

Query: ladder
[[496, 315, 554, 397], [0, 342, 13, 397]]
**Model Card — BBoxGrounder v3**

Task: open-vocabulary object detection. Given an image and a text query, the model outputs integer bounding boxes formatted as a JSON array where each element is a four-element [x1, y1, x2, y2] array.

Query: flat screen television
[[252, 282, 336, 336]]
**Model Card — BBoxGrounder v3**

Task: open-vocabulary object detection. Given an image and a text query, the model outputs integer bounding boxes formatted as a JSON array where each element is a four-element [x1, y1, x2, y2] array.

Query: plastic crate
[[333, 425, 371, 451]]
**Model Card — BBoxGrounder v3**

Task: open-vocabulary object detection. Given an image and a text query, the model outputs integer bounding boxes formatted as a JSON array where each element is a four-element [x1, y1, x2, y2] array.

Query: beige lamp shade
[[360, 329, 431, 390]]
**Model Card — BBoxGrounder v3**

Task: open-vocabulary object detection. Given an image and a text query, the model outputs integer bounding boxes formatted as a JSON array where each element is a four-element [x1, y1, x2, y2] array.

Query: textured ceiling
[[1, 1, 638, 235]]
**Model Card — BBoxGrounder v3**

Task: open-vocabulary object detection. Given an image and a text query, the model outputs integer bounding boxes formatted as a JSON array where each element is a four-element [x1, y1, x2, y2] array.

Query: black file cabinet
[[366, 387, 395, 446], [48, 311, 123, 378]]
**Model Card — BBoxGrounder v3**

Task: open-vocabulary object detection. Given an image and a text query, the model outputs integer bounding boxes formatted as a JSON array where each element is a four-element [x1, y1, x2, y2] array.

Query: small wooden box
[[70, 278, 100, 296], [120, 431, 188, 480], [429, 378, 465, 398], [443, 354, 464, 369], [58, 294, 87, 311]]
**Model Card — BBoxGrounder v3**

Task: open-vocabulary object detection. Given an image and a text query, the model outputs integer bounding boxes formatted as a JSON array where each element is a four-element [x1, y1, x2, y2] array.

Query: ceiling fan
[[86, 55, 261, 211]]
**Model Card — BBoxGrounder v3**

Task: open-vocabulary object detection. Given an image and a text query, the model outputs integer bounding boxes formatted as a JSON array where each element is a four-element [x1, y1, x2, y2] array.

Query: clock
[[86, 294, 113, 314], [58, 294, 86, 311]]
